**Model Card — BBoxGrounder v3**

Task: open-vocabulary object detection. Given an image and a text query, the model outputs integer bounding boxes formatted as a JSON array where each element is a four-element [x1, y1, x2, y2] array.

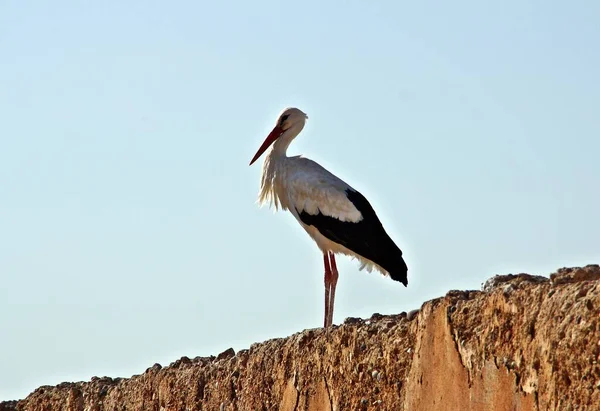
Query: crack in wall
[[445, 292, 542, 410], [445, 301, 474, 385], [292, 387, 299, 411], [323, 375, 334, 411]]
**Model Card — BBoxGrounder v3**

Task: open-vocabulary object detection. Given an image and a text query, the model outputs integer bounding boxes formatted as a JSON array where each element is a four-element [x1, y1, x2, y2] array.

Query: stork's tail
[[388, 257, 408, 286], [381, 242, 408, 286]]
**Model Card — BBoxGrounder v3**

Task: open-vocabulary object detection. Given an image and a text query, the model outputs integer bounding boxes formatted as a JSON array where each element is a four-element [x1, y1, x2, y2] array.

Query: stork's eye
[[280, 114, 290, 125]]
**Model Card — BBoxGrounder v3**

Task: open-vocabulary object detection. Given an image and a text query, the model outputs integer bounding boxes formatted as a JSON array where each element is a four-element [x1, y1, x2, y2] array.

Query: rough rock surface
[[2, 265, 599, 411]]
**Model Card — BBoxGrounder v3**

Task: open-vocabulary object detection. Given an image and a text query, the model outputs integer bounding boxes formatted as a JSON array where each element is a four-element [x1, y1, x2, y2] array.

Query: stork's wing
[[286, 158, 362, 223], [287, 158, 408, 285]]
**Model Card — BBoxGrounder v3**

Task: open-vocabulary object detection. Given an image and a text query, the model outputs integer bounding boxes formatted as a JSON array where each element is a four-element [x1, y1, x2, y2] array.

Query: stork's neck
[[256, 113, 307, 211], [267, 123, 305, 161], [258, 126, 303, 211]]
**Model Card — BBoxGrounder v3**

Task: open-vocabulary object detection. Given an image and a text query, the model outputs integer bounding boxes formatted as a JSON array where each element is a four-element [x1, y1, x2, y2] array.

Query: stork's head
[[249, 107, 308, 165]]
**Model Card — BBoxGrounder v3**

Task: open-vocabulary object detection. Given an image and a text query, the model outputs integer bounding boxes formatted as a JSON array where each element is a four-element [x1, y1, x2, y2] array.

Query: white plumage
[[250, 107, 408, 327], [260, 156, 376, 268]]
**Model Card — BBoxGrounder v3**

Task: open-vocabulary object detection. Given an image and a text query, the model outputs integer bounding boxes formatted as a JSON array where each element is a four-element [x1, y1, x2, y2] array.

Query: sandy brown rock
[[3, 265, 599, 411], [0, 401, 17, 411], [550, 264, 600, 285]]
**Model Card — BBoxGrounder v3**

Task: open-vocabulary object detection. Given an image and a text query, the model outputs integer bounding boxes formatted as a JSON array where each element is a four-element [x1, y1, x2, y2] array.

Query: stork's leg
[[323, 253, 332, 328], [327, 252, 339, 327]]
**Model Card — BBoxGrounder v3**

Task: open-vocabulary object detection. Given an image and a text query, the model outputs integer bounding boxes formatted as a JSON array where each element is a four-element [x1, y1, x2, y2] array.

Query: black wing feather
[[297, 189, 408, 286]]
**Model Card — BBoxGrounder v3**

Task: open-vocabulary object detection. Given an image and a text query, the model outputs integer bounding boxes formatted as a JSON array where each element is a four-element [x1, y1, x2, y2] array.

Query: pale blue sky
[[1, 0, 599, 401]]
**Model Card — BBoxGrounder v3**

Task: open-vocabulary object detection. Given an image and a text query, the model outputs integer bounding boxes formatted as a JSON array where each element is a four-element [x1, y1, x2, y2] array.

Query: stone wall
[[2, 265, 599, 411]]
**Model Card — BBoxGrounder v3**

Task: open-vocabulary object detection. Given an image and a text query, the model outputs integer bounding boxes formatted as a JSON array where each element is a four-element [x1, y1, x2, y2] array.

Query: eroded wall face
[[2, 265, 599, 411]]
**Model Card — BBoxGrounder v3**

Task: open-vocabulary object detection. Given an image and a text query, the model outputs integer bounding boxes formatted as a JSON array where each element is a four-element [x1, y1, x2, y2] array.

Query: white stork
[[249, 107, 408, 328]]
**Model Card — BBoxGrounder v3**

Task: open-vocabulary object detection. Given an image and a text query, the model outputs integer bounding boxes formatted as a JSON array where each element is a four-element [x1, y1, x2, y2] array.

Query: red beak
[[249, 125, 284, 165]]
